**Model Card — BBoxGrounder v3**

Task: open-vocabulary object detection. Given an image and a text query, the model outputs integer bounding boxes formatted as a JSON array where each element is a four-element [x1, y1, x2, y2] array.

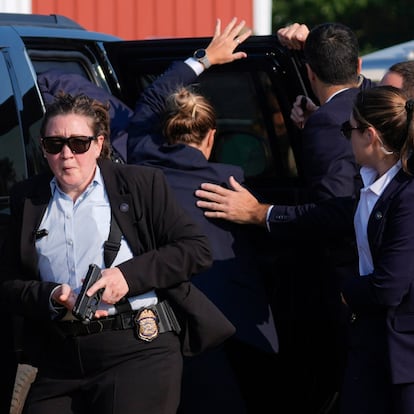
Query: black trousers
[[23, 328, 182, 414]]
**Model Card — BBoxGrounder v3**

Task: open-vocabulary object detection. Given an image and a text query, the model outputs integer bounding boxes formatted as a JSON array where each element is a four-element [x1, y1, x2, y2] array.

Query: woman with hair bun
[[127, 17, 279, 414]]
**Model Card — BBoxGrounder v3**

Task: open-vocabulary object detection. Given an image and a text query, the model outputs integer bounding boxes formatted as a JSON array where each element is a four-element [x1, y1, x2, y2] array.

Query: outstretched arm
[[195, 176, 270, 226], [127, 17, 252, 163], [204, 17, 251, 65], [195, 177, 355, 242]]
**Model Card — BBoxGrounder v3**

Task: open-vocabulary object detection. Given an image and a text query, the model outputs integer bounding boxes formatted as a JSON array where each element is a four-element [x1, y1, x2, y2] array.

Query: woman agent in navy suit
[[127, 18, 279, 414], [339, 86, 414, 414]]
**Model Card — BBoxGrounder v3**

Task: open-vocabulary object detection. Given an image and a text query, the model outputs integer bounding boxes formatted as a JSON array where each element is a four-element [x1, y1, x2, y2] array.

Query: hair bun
[[405, 99, 414, 113]]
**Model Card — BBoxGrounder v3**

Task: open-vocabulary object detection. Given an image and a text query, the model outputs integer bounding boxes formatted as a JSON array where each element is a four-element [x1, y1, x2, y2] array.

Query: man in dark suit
[[195, 22, 371, 413]]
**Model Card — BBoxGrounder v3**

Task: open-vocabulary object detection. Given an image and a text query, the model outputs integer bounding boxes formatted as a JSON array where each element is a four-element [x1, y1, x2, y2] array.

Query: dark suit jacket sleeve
[[1, 177, 60, 319], [268, 196, 355, 242], [126, 61, 198, 163]]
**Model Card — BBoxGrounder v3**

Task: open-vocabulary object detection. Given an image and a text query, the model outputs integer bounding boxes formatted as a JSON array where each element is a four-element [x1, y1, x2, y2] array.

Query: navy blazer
[[127, 61, 279, 353], [341, 168, 414, 384], [1, 160, 236, 357], [300, 84, 371, 202]]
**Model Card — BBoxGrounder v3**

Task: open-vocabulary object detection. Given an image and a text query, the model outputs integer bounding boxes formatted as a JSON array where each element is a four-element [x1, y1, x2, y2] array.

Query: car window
[[29, 49, 95, 81], [0, 52, 24, 215], [129, 66, 298, 183], [199, 70, 297, 180]]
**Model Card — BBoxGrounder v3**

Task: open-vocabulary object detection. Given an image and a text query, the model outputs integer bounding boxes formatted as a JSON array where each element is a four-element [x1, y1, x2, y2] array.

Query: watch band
[[193, 49, 211, 69]]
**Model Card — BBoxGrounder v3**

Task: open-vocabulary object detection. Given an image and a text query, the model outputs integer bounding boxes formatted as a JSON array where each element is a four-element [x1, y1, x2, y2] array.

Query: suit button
[[120, 203, 129, 212]]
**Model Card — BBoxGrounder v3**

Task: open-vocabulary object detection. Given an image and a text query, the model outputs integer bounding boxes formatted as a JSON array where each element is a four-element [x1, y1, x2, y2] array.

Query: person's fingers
[[57, 284, 72, 302], [222, 16, 237, 37], [198, 182, 231, 195], [234, 28, 252, 48], [228, 175, 243, 191], [203, 210, 226, 219], [195, 190, 222, 205], [94, 310, 109, 318], [213, 18, 221, 38], [230, 19, 246, 39], [196, 199, 224, 211], [277, 23, 308, 50]]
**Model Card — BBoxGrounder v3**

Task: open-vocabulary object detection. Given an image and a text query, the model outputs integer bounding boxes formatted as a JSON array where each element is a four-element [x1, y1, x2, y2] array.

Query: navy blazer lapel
[[368, 169, 411, 256]]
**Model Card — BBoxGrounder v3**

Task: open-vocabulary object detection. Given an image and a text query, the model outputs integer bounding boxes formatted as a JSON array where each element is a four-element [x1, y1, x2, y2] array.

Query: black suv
[[1, 12, 340, 414]]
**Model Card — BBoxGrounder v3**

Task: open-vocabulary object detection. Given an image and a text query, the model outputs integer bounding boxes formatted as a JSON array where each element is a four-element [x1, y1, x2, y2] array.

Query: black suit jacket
[[300, 82, 372, 202], [2, 159, 235, 357]]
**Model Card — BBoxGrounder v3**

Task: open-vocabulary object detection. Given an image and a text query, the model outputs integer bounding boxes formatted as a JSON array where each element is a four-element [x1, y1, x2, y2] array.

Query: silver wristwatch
[[193, 49, 211, 69]]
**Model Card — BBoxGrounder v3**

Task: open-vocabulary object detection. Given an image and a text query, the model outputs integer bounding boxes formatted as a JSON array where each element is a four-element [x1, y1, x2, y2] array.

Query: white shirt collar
[[360, 160, 402, 196], [325, 87, 350, 103]]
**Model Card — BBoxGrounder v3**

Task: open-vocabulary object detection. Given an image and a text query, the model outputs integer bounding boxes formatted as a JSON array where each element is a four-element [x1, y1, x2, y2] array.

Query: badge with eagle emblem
[[134, 308, 159, 342]]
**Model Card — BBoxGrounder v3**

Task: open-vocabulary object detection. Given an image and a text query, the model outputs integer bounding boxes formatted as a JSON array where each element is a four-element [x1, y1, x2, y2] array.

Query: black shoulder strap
[[104, 214, 133, 314], [104, 214, 122, 268]]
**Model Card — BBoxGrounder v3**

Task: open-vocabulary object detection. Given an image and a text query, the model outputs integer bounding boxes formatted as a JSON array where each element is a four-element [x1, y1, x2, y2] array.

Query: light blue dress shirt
[[36, 166, 157, 315]]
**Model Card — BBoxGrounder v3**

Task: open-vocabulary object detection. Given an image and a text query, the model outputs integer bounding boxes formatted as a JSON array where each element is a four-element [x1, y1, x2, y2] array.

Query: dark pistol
[[72, 264, 103, 324]]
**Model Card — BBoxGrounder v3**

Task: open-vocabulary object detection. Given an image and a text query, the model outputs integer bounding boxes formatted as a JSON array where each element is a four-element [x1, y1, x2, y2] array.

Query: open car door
[[103, 35, 312, 205]]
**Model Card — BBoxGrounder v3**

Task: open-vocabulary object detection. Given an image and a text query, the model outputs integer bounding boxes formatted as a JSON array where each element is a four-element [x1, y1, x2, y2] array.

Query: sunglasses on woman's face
[[41, 136, 96, 154], [340, 121, 367, 140]]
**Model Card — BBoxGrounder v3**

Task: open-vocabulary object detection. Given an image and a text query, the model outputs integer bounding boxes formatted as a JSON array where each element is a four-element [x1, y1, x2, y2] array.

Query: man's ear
[[357, 57, 362, 74], [305, 63, 316, 82]]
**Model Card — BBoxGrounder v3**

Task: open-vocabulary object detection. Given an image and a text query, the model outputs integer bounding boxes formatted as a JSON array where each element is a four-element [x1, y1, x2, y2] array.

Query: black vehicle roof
[[0, 12, 84, 29]]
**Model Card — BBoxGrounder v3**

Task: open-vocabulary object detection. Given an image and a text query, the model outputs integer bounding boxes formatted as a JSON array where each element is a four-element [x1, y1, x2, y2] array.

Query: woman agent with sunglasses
[[337, 85, 414, 414], [0, 92, 235, 414]]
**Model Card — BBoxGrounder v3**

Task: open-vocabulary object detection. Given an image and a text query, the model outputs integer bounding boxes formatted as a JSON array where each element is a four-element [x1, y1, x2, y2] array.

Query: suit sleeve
[[126, 61, 199, 164], [268, 196, 355, 242], [1, 181, 60, 319]]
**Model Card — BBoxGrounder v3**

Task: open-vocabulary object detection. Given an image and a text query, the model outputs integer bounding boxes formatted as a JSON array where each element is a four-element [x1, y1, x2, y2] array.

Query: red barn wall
[[32, 0, 253, 40]]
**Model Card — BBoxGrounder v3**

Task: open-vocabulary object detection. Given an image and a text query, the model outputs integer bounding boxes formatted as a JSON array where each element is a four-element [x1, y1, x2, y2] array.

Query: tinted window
[[199, 70, 297, 180], [0, 53, 24, 215], [131, 67, 298, 183]]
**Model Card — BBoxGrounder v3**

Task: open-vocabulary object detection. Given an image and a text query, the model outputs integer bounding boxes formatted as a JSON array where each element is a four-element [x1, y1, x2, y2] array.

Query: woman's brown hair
[[40, 92, 111, 159], [162, 86, 216, 145]]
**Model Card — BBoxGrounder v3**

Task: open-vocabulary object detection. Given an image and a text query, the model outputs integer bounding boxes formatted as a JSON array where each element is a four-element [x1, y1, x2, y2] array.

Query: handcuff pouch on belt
[[134, 308, 159, 342]]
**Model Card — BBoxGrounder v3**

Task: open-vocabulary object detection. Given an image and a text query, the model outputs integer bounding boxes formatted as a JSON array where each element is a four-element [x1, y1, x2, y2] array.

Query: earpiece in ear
[[376, 133, 394, 155], [380, 146, 394, 156]]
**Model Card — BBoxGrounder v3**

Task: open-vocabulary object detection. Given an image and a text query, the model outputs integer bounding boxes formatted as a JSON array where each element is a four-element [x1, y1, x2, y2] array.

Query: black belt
[[55, 300, 181, 339]]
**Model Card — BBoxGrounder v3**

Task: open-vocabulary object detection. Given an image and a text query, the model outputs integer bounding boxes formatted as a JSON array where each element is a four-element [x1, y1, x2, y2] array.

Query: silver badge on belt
[[134, 308, 159, 342]]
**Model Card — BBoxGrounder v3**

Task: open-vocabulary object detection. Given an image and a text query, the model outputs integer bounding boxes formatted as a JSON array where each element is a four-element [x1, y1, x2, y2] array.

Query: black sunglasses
[[41, 136, 97, 154], [340, 121, 367, 140]]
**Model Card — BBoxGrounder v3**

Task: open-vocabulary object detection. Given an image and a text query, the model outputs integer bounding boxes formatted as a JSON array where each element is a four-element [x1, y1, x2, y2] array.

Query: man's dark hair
[[388, 61, 414, 98], [304, 22, 360, 85]]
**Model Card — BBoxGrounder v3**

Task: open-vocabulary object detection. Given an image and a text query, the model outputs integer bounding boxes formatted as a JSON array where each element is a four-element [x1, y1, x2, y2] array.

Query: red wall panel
[[31, 0, 252, 40]]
